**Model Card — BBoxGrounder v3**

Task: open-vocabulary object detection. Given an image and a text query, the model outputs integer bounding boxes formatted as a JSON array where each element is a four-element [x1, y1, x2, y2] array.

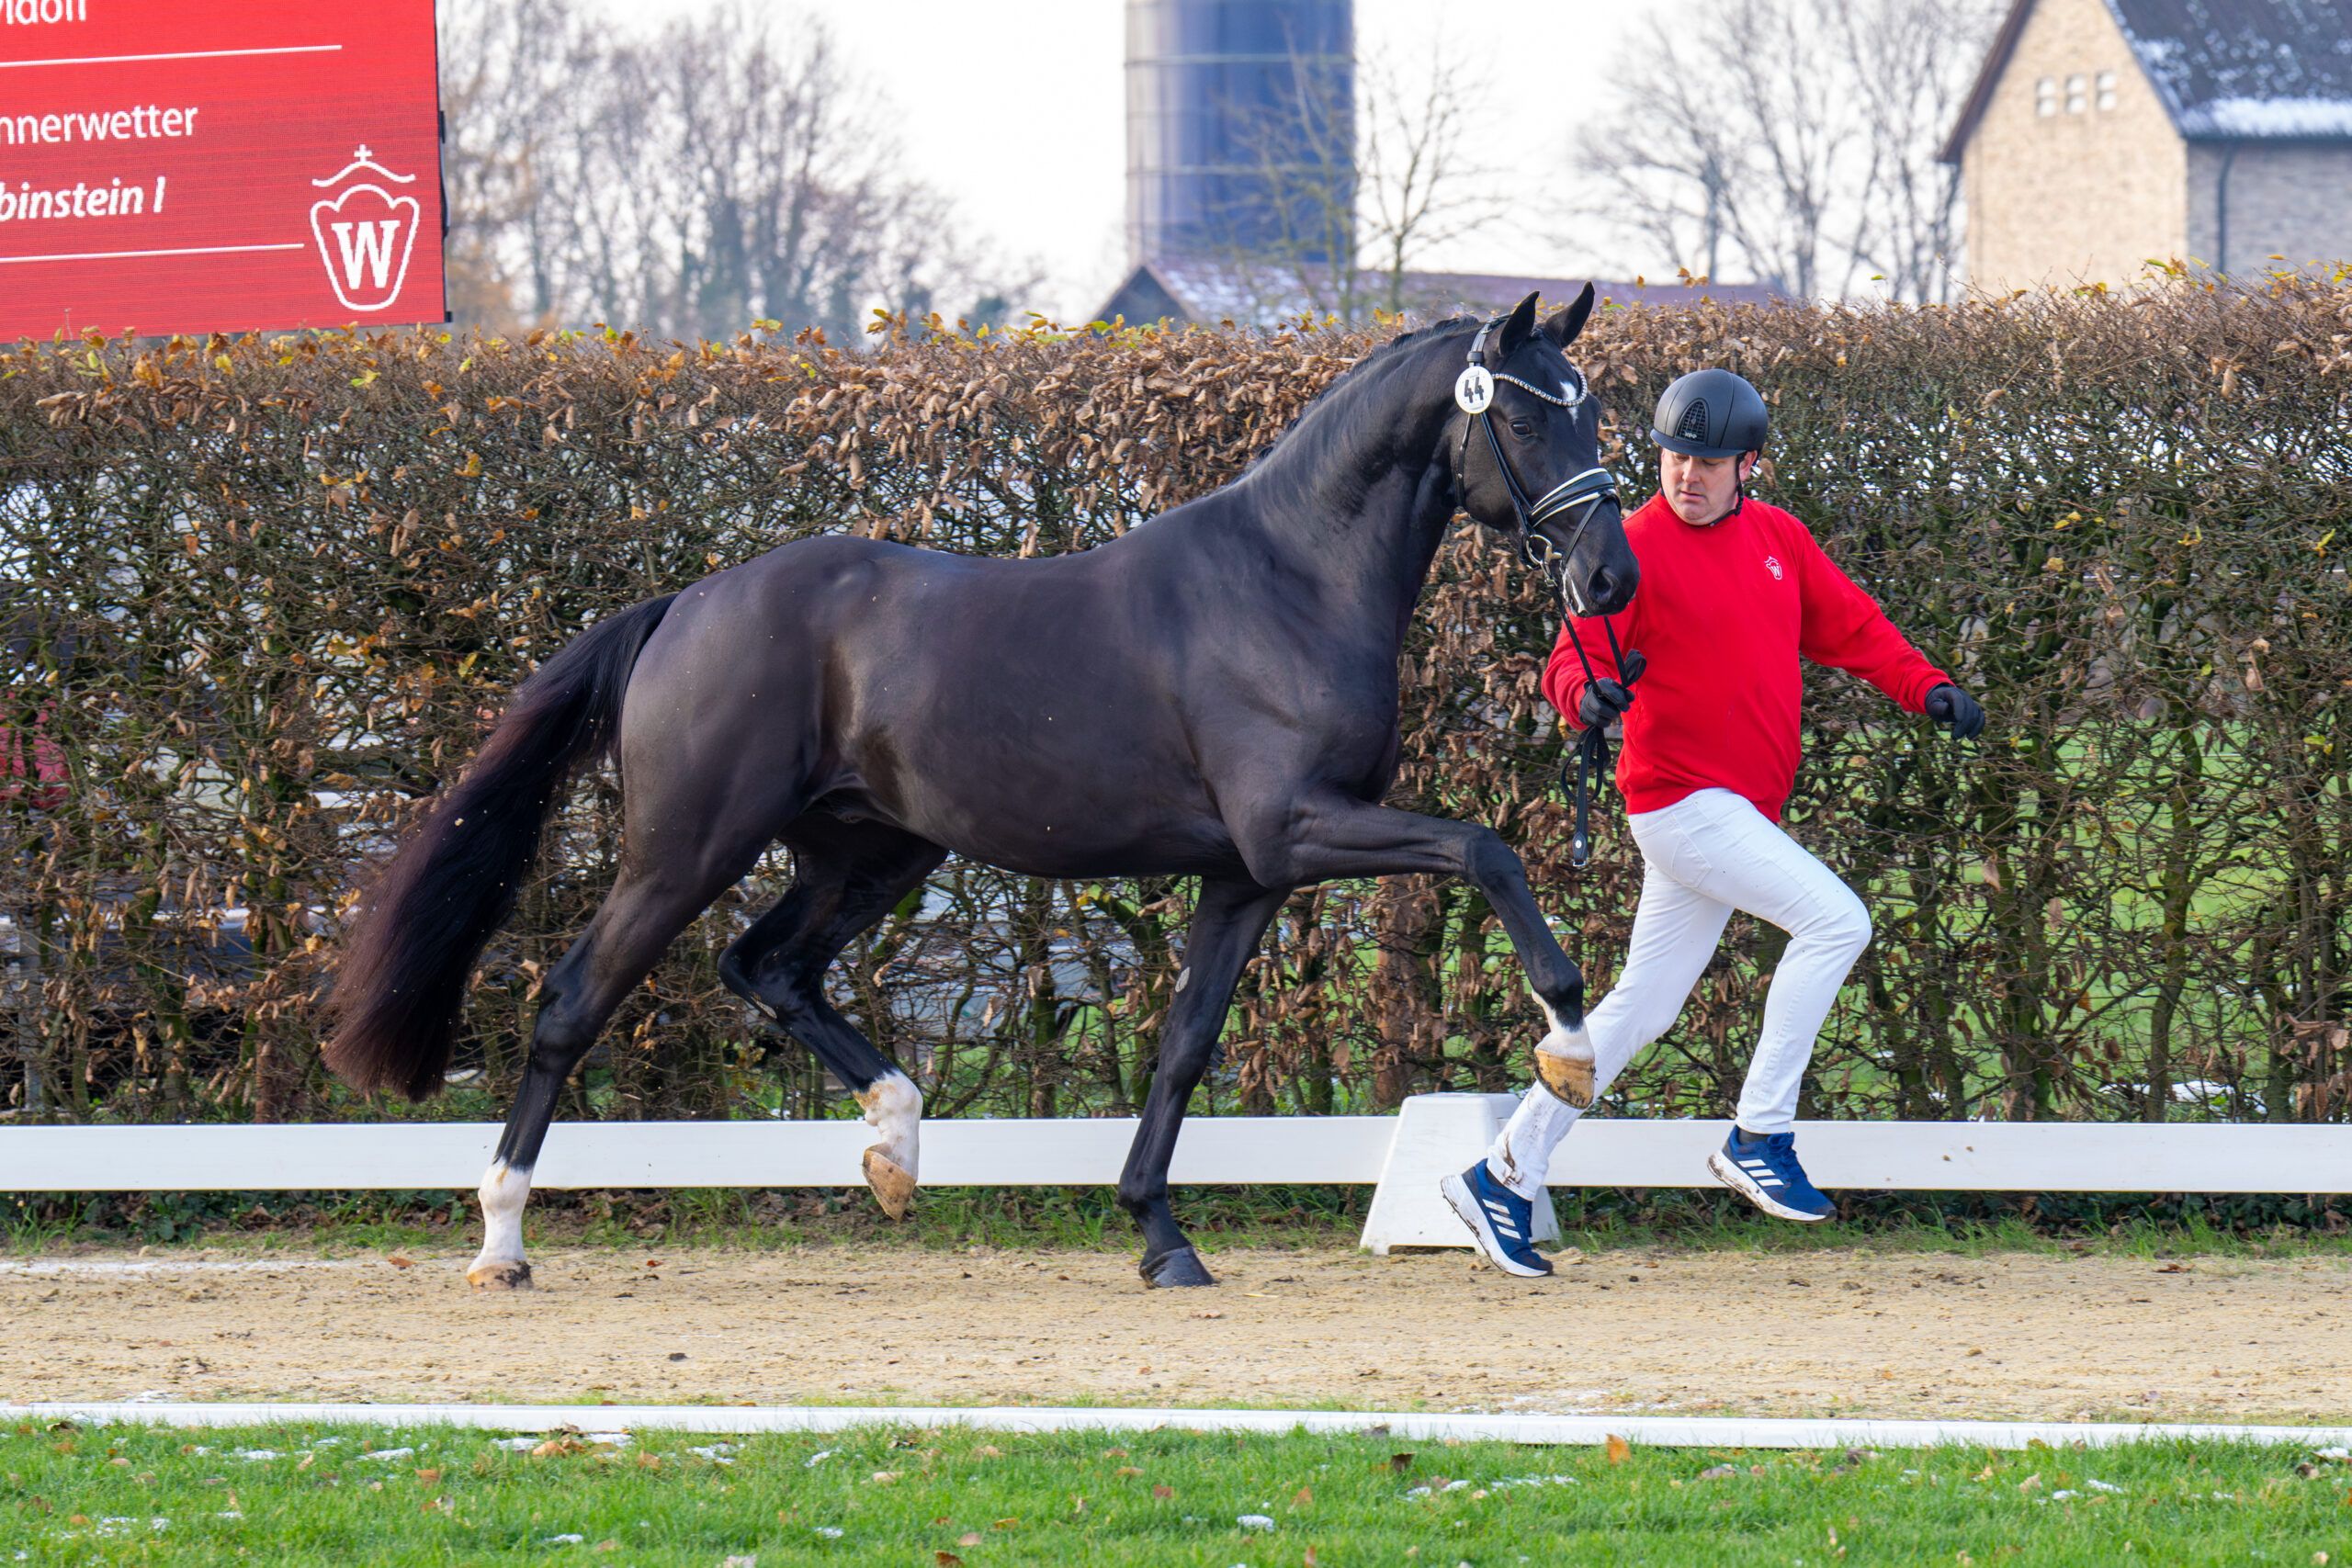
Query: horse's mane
[[1238, 314, 1476, 480]]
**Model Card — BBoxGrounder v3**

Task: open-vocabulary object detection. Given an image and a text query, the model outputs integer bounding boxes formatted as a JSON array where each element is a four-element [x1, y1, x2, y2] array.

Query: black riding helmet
[[1651, 367, 1768, 520], [1650, 368, 1769, 458]]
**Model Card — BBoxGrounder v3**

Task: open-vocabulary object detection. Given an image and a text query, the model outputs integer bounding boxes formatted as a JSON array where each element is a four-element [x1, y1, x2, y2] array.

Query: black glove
[[1925, 683, 1984, 740], [1577, 676, 1635, 728]]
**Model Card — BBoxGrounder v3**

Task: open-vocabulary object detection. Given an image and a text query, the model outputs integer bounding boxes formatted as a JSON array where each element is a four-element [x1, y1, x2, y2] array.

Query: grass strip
[[6, 1418, 2350, 1565], [16, 1183, 2352, 1262]]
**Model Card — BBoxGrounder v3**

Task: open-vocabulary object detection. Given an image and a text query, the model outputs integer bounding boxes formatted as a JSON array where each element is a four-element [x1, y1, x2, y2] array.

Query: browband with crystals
[[1495, 366, 1588, 409]]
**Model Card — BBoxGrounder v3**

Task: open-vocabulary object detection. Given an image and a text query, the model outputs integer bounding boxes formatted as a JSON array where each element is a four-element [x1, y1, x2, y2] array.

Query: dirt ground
[[6, 1244, 2347, 1423]]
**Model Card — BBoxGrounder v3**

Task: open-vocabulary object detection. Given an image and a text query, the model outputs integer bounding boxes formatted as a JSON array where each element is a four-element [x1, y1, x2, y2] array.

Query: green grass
[[16, 1181, 2352, 1263], [6, 1420, 2349, 1565]]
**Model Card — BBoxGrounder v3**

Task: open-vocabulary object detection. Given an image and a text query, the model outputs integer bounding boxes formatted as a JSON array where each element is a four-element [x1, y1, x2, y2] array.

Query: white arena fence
[[4, 1094, 2345, 1255]]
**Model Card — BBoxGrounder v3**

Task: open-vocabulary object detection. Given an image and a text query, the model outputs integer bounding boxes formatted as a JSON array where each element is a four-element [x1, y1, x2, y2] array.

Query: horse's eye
[[1510, 418, 1532, 437]]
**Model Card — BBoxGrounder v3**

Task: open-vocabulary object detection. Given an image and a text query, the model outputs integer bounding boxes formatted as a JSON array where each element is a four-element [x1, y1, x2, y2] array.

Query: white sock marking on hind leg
[[470, 1159, 532, 1274], [855, 1070, 922, 1180]]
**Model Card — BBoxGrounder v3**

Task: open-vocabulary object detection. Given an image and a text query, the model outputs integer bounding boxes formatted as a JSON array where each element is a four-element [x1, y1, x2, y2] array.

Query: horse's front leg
[[1116, 875, 1291, 1288], [1238, 795, 1591, 1092]]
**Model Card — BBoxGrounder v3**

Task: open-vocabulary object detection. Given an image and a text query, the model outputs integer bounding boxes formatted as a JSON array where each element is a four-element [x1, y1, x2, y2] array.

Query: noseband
[[1450, 312, 1640, 871]]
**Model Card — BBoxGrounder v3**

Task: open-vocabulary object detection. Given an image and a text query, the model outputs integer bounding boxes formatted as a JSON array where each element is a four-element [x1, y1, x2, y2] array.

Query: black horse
[[327, 288, 1638, 1290]]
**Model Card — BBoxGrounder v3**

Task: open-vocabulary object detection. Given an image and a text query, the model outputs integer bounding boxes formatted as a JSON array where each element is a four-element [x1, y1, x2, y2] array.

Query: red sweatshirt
[[1544, 493, 1951, 821]]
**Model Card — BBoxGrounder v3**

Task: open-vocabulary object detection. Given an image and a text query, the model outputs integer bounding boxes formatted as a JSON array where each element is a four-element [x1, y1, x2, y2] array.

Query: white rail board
[[7, 1402, 2350, 1451], [1, 1108, 2344, 1193], [0, 1115, 1393, 1191]]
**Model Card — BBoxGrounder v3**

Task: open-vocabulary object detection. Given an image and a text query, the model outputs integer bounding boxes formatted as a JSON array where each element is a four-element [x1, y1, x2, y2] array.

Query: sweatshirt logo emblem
[[1763, 554, 1783, 581]]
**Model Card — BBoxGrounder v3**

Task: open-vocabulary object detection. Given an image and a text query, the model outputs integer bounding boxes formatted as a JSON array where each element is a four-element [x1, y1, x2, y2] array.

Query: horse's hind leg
[[718, 818, 946, 1219], [469, 843, 769, 1290]]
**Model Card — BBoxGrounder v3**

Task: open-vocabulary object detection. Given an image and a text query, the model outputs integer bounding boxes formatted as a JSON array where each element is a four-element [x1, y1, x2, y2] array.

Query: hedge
[[2, 278, 2347, 1127]]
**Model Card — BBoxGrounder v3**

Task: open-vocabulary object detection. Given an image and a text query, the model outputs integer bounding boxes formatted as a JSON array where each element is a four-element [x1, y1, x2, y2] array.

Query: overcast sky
[[590, 1, 1667, 321]]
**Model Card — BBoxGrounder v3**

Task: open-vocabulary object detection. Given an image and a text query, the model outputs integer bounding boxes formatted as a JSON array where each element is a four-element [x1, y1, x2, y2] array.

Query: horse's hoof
[[863, 1147, 916, 1221], [1140, 1246, 1216, 1289], [467, 1258, 534, 1291], [1534, 1031, 1597, 1109]]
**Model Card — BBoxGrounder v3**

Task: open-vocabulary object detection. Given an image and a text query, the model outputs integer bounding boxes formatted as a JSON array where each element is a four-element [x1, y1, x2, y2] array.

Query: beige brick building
[[1943, 0, 2352, 290]]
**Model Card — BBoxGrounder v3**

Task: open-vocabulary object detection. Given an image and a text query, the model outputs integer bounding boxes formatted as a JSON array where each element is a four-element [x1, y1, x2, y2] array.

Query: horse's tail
[[325, 593, 679, 1100]]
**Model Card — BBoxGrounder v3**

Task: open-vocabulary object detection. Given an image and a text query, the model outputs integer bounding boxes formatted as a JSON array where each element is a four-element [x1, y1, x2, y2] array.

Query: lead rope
[[1537, 558, 1634, 870]]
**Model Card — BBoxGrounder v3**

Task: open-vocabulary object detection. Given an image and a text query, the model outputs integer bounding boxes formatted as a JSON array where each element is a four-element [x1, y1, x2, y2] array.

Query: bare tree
[[1358, 46, 1505, 314], [436, 0, 1034, 339], [435, 0, 600, 326], [1213, 41, 1501, 325], [1833, 0, 2002, 303], [1567, 0, 1997, 301]]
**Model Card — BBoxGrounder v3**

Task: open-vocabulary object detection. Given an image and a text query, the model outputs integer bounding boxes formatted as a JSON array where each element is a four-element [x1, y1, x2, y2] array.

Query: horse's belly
[[840, 728, 1244, 879]]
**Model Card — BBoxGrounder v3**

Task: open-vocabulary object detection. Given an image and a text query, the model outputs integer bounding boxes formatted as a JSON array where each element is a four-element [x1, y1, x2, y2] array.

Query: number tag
[[1453, 365, 1495, 414]]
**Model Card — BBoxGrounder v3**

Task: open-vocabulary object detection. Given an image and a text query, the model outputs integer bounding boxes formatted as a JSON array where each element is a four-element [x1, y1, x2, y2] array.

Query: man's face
[[1659, 447, 1758, 526]]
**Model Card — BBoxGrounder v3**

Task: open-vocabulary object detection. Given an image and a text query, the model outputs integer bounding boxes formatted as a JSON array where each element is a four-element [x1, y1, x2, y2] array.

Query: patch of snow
[[540, 1533, 584, 1545], [492, 1438, 538, 1452], [358, 1448, 414, 1462], [812, 1526, 843, 1539], [231, 1450, 279, 1462], [2087, 1479, 2124, 1493], [1237, 1514, 1275, 1530], [2179, 96, 2352, 138], [800, 1448, 830, 1467]]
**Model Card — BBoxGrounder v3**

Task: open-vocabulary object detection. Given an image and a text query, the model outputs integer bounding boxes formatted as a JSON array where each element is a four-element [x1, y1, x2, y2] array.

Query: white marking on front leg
[[1534, 991, 1571, 1036], [855, 1070, 922, 1220], [466, 1160, 535, 1290]]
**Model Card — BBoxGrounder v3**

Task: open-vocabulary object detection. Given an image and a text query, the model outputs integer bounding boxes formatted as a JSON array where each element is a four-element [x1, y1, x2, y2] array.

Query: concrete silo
[[1124, 0, 1355, 265]]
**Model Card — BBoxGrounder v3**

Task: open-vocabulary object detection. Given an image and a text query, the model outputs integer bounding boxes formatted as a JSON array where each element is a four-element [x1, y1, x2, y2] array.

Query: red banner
[[0, 0, 445, 340]]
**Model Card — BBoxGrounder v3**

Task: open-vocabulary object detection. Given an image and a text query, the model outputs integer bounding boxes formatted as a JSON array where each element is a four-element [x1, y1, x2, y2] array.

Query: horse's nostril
[[1589, 566, 1619, 606]]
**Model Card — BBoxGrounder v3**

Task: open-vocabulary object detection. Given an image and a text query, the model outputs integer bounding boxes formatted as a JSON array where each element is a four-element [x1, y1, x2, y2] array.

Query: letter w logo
[[330, 220, 401, 291], [309, 186, 420, 313]]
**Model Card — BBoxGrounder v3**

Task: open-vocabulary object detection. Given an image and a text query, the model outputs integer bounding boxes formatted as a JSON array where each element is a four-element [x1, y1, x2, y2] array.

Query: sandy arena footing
[[10, 1245, 2347, 1424]]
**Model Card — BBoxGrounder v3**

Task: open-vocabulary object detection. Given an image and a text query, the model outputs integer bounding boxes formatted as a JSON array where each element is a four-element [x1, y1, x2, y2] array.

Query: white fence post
[[1357, 1092, 1559, 1256]]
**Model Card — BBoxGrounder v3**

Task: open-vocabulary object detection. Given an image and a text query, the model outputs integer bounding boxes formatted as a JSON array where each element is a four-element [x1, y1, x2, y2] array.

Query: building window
[[2037, 75, 2058, 116], [2096, 69, 2118, 110], [2066, 73, 2088, 113]]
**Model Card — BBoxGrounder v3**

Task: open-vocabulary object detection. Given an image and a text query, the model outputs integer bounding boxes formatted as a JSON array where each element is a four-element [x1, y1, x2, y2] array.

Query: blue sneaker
[[1707, 1127, 1834, 1222], [1440, 1159, 1554, 1277]]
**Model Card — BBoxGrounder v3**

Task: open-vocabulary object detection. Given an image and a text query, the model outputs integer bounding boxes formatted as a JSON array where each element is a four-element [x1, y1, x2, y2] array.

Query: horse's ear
[[1493, 291, 1541, 359], [1542, 282, 1597, 347]]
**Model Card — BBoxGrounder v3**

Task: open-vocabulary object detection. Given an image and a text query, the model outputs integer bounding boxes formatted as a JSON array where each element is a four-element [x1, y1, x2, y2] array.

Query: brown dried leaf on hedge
[[1, 280, 2346, 1125]]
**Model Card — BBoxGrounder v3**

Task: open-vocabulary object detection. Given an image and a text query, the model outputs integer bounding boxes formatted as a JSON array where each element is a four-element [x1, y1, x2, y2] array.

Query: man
[[1441, 367, 1984, 1278]]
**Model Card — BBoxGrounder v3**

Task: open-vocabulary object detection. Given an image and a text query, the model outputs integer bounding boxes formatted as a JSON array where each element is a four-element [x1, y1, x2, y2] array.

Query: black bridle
[[1452, 313, 1639, 871]]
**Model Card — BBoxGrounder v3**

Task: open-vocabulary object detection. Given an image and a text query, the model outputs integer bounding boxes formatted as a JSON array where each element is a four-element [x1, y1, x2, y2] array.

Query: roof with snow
[[1093, 257, 1784, 329], [1942, 0, 2352, 161]]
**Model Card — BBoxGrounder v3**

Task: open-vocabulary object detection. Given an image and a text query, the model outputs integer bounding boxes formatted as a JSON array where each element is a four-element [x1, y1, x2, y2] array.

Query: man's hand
[[1925, 683, 1984, 740], [1577, 677, 1636, 728]]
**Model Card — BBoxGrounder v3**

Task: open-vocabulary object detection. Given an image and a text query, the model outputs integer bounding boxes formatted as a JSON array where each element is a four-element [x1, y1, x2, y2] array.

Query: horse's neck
[[1234, 358, 1456, 636]]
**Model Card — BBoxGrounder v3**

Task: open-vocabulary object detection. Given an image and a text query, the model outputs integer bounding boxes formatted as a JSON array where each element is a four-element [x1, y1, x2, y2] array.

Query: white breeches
[[1488, 787, 1871, 1198]]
